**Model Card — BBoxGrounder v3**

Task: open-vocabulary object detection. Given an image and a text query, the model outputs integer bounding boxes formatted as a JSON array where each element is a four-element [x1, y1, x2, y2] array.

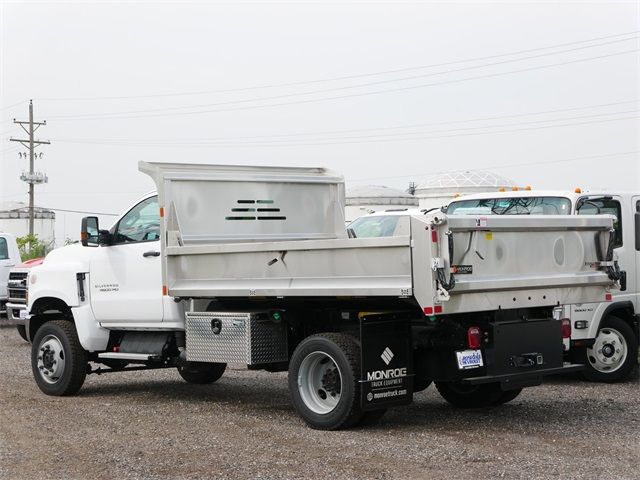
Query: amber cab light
[[561, 318, 571, 339], [467, 326, 482, 349]]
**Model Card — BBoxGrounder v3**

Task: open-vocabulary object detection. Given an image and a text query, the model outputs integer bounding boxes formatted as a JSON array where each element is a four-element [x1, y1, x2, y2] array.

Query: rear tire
[[16, 324, 28, 342], [289, 333, 363, 430], [435, 381, 503, 408], [358, 408, 387, 427], [414, 377, 432, 393], [494, 388, 523, 405], [177, 362, 227, 384], [31, 320, 87, 396], [580, 316, 637, 383]]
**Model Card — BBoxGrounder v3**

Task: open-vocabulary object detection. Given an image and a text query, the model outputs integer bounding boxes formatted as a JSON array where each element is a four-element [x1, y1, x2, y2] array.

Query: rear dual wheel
[[288, 333, 385, 430], [435, 381, 522, 408]]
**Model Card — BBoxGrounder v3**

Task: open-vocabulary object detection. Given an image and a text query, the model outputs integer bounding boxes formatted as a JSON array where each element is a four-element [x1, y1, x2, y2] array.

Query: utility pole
[[9, 100, 50, 238]]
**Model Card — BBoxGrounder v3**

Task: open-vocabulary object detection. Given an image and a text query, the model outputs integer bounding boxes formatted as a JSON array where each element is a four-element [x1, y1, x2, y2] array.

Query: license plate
[[456, 349, 484, 369], [19, 309, 28, 320]]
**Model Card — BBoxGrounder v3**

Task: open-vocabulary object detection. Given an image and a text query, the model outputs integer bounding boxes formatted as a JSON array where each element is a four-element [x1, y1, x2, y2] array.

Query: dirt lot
[[0, 322, 638, 480]]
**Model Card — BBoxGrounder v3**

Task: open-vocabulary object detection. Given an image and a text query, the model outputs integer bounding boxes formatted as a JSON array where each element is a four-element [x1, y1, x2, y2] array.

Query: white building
[[345, 185, 418, 222], [0, 202, 56, 247], [415, 170, 519, 210]]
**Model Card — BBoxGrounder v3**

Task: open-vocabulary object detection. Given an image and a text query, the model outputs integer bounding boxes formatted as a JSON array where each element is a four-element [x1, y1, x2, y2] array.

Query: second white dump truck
[[21, 163, 619, 429]]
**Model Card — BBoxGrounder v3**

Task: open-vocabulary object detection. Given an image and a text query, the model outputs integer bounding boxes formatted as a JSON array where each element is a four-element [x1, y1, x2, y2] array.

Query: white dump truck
[[22, 163, 619, 429], [445, 190, 639, 382]]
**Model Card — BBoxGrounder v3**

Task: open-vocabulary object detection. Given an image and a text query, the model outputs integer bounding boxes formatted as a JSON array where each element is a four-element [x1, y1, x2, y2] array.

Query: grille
[[8, 272, 28, 304]]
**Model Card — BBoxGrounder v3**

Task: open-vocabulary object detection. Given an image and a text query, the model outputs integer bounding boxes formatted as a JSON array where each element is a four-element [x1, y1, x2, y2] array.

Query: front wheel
[[31, 320, 88, 396], [288, 333, 363, 430], [580, 316, 638, 383], [435, 381, 504, 408], [177, 362, 227, 384]]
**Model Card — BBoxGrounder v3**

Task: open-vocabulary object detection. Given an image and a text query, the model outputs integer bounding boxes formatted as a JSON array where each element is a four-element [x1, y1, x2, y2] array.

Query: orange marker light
[[159, 207, 165, 217], [498, 187, 506, 192], [512, 187, 519, 191], [575, 188, 582, 194], [162, 285, 168, 296], [524, 185, 532, 191]]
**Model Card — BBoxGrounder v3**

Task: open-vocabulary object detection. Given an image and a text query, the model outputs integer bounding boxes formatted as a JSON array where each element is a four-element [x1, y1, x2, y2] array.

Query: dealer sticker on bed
[[456, 349, 484, 369]]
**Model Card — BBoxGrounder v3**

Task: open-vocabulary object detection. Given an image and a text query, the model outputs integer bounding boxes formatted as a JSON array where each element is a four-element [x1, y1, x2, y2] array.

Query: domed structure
[[414, 170, 519, 210], [345, 185, 418, 222]]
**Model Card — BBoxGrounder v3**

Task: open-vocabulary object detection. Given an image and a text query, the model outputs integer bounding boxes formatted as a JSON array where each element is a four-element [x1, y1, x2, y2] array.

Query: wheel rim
[[297, 351, 342, 415], [587, 327, 628, 373], [36, 334, 66, 384]]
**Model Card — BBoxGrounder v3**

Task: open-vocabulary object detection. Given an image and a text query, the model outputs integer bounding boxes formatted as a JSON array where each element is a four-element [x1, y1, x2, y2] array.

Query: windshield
[[447, 196, 571, 215]]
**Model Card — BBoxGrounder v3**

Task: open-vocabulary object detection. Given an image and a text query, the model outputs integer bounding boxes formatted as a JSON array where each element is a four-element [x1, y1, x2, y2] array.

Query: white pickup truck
[[21, 163, 618, 430], [0, 232, 21, 316], [445, 190, 639, 382]]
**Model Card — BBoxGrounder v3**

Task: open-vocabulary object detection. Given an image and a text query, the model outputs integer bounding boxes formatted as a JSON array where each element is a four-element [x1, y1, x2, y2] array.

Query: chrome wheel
[[297, 351, 342, 414], [587, 327, 628, 374], [36, 334, 67, 384]]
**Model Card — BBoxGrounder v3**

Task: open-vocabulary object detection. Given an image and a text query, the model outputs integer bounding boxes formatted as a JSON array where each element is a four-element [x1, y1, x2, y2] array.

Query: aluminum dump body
[[141, 162, 615, 314]]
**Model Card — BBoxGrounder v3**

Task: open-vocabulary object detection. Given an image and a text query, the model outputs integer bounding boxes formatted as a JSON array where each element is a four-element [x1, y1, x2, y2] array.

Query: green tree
[[16, 234, 48, 261]]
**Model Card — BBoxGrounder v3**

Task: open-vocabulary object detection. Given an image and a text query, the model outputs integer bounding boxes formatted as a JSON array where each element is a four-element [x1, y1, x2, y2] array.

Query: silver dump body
[[140, 162, 615, 315]]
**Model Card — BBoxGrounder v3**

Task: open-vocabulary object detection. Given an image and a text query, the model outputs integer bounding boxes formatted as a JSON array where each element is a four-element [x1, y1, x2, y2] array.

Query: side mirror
[[81, 217, 99, 247]]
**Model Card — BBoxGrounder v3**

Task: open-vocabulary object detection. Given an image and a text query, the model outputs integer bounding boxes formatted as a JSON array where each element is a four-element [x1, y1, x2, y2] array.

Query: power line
[[0, 100, 28, 111], [46, 99, 640, 145], [48, 39, 639, 121], [54, 108, 639, 146], [50, 49, 639, 122], [36, 207, 119, 216], [349, 151, 640, 183], [54, 113, 640, 148], [36, 30, 640, 101]]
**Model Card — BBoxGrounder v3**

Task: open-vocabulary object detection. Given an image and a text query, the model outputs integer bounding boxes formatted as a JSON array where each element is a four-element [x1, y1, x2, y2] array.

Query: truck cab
[[0, 233, 21, 316]]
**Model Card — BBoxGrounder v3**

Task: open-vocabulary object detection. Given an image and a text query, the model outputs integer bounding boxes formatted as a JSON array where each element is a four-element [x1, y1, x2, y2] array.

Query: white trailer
[[22, 163, 618, 429]]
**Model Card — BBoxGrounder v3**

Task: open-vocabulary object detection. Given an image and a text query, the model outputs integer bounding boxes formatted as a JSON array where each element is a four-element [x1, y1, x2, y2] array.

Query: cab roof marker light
[[575, 188, 582, 193], [524, 185, 532, 191]]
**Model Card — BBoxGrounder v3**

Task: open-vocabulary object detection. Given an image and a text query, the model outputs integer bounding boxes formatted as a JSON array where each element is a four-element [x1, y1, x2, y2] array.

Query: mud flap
[[359, 314, 413, 411]]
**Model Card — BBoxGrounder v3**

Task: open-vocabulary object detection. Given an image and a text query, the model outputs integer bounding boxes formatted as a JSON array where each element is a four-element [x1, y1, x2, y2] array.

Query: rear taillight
[[467, 326, 482, 349], [561, 318, 571, 339]]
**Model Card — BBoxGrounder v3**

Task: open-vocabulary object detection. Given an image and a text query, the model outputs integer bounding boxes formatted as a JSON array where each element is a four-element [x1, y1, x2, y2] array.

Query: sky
[[1, 0, 639, 244]]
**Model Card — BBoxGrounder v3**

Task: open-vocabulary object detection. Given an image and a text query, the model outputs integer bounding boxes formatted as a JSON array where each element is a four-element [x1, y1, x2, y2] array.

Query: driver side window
[[113, 196, 160, 244]]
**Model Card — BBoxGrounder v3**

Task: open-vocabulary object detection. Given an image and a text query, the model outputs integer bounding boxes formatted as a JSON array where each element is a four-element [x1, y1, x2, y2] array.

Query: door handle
[[143, 251, 160, 258]]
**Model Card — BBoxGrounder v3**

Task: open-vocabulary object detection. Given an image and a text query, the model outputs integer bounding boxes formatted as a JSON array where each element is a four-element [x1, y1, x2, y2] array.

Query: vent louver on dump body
[[225, 200, 286, 221]]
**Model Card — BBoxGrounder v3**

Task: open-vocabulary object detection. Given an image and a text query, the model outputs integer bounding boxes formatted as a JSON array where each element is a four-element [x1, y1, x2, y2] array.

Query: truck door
[[90, 196, 164, 325], [577, 195, 634, 302]]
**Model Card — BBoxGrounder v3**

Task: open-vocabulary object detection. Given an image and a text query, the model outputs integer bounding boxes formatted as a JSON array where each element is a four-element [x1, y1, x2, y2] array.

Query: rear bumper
[[461, 363, 583, 389]]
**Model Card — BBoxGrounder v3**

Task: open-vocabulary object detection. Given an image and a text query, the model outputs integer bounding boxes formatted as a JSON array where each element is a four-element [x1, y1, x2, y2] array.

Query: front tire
[[580, 316, 638, 383], [289, 333, 363, 430], [31, 320, 88, 396], [177, 362, 227, 384], [435, 381, 503, 408]]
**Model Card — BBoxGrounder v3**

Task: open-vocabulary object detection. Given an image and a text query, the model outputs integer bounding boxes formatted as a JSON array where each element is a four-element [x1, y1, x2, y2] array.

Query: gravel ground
[[0, 321, 638, 480]]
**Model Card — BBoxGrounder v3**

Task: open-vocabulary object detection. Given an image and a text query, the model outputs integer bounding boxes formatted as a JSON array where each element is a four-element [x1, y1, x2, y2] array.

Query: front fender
[[28, 263, 87, 310]]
